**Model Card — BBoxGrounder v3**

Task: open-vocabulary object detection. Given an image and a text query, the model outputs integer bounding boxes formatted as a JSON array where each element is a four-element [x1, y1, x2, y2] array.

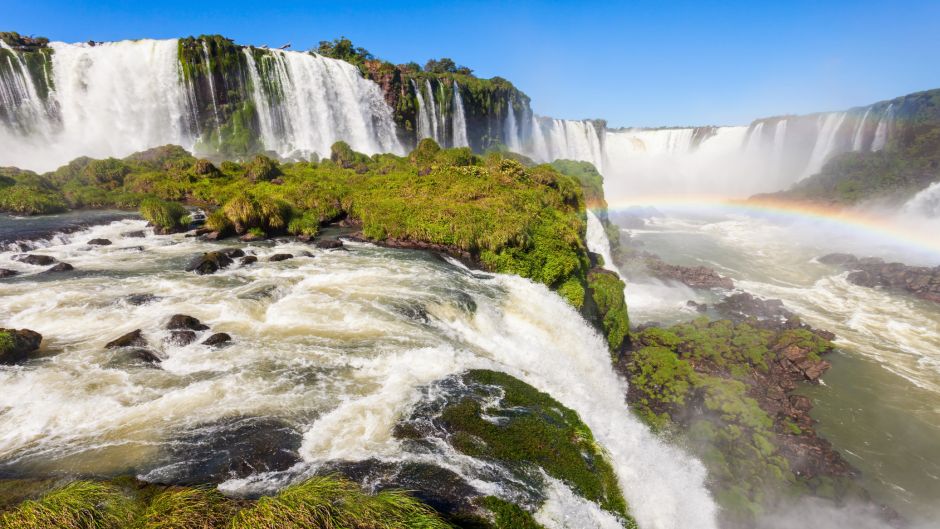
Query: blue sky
[[5, 0, 940, 127]]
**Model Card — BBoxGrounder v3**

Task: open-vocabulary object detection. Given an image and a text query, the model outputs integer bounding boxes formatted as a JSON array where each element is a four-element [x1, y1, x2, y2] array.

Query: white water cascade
[[451, 81, 469, 147], [871, 104, 894, 152], [0, 219, 717, 529], [0, 41, 53, 138], [586, 210, 620, 275], [803, 112, 848, 178], [516, 115, 606, 169]]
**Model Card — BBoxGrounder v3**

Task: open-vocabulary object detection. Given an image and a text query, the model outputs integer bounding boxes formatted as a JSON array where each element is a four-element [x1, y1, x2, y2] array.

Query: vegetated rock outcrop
[[618, 292, 881, 526], [819, 253, 940, 303], [0, 328, 42, 364]]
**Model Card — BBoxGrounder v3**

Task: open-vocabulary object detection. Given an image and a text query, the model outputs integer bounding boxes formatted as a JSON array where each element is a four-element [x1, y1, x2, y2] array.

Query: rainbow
[[592, 195, 940, 257]]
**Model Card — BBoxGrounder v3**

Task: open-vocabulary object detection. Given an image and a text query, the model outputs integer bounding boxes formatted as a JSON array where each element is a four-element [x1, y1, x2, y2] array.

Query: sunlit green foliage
[[139, 198, 189, 231], [587, 269, 630, 354], [138, 487, 239, 529], [0, 481, 135, 529], [479, 497, 546, 529]]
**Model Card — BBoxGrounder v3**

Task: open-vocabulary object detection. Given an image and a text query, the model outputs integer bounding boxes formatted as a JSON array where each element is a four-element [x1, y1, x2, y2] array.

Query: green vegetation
[[0, 332, 14, 357], [436, 370, 632, 524], [587, 269, 630, 354], [0, 481, 135, 529], [139, 198, 189, 232], [479, 497, 546, 529], [769, 89, 940, 204], [138, 487, 240, 529], [550, 160, 605, 208], [622, 319, 839, 522], [230, 476, 451, 529]]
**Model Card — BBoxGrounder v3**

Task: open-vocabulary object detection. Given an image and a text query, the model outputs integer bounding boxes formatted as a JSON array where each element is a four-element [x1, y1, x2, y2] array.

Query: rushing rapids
[[0, 216, 717, 529]]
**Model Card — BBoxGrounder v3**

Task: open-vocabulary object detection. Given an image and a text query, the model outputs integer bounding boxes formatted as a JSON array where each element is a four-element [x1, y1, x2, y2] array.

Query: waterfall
[[586, 210, 620, 275], [851, 108, 872, 151], [744, 122, 765, 153], [242, 48, 278, 151], [451, 81, 469, 147], [412, 79, 431, 141], [902, 182, 940, 218], [517, 117, 605, 169], [771, 119, 788, 166], [0, 41, 53, 137], [504, 99, 520, 152], [871, 104, 894, 152], [200, 41, 222, 142], [803, 112, 848, 177], [424, 79, 441, 144]]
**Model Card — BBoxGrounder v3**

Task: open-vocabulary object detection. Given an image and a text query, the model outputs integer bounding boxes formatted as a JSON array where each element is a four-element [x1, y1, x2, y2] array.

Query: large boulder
[[185, 251, 233, 275], [105, 329, 147, 349], [43, 262, 74, 273], [0, 328, 42, 364], [202, 333, 232, 347], [13, 254, 57, 266], [166, 330, 197, 346], [87, 238, 112, 246], [167, 314, 209, 331], [268, 253, 293, 262], [314, 238, 344, 250], [0, 269, 17, 279]]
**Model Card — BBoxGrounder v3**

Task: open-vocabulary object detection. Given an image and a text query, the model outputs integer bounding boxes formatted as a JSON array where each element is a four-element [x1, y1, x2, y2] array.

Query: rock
[[185, 251, 234, 275], [193, 159, 218, 176], [268, 253, 293, 262], [185, 228, 213, 238], [43, 263, 74, 273], [822, 253, 940, 305], [105, 329, 147, 349], [128, 348, 163, 364], [686, 300, 708, 312], [202, 333, 232, 347], [124, 293, 161, 306], [122, 230, 146, 238], [0, 328, 42, 364], [202, 231, 222, 241], [87, 238, 112, 246], [218, 248, 245, 259], [13, 254, 57, 266], [817, 253, 858, 266], [143, 417, 302, 484], [240, 255, 257, 266], [0, 269, 17, 279], [314, 238, 344, 250], [714, 292, 797, 327], [167, 314, 209, 331], [239, 232, 265, 242], [166, 330, 197, 346], [642, 253, 734, 289]]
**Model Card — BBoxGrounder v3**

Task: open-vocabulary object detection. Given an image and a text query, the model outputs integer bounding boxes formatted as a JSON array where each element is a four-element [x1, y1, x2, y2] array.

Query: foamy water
[[0, 218, 716, 529]]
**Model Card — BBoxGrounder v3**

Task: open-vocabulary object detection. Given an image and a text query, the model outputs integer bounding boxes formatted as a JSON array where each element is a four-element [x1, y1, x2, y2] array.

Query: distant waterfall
[[510, 115, 606, 170], [412, 79, 431, 141], [504, 99, 520, 152], [871, 103, 894, 151], [451, 81, 469, 147], [803, 112, 848, 177], [0, 38, 403, 171]]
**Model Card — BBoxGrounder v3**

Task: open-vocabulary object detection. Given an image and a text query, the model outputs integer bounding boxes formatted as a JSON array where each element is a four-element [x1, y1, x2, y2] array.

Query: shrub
[[0, 185, 67, 215], [139, 198, 188, 231], [0, 481, 134, 529]]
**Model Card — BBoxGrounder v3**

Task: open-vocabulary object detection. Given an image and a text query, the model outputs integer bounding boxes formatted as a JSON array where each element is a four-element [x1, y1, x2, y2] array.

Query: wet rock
[[43, 262, 74, 273], [267, 253, 293, 262], [13, 254, 57, 266], [686, 300, 708, 312], [0, 328, 42, 364], [202, 333, 232, 347], [713, 292, 795, 327], [144, 417, 302, 484], [167, 330, 197, 346], [240, 255, 257, 266], [218, 248, 245, 259], [820, 252, 940, 305], [0, 269, 17, 279], [314, 238, 344, 250], [202, 231, 222, 241], [817, 253, 858, 266], [239, 232, 265, 242], [642, 253, 734, 289], [319, 459, 482, 518], [128, 348, 163, 364], [394, 302, 430, 323], [105, 329, 147, 349], [122, 230, 146, 238], [124, 293, 161, 306], [185, 228, 213, 238], [87, 238, 112, 246], [167, 314, 209, 331], [185, 251, 234, 275]]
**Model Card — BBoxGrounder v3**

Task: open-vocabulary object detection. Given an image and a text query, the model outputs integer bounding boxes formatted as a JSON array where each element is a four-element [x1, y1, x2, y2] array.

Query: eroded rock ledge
[[820, 253, 940, 304]]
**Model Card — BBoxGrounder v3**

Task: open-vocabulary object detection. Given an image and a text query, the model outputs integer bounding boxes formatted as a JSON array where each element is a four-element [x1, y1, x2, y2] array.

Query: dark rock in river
[[127, 348, 162, 364], [202, 333, 232, 347], [145, 416, 302, 484], [267, 253, 293, 262], [105, 329, 147, 349], [239, 232, 265, 242], [820, 252, 940, 304], [122, 230, 146, 238], [0, 328, 42, 364], [185, 251, 234, 275], [319, 459, 482, 518], [167, 330, 197, 346], [43, 262, 74, 273], [167, 314, 209, 331], [642, 253, 734, 289], [0, 269, 17, 279], [124, 293, 161, 306], [218, 248, 245, 259], [314, 238, 344, 250], [87, 238, 112, 246], [240, 255, 257, 266], [12, 254, 57, 266]]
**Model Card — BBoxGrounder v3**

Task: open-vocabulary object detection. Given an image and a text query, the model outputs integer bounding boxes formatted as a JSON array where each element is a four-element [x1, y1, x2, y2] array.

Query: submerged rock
[[185, 251, 234, 275], [0, 269, 18, 279], [267, 253, 293, 262], [87, 238, 112, 246], [0, 328, 42, 364], [314, 238, 344, 250], [240, 255, 258, 266], [167, 315, 209, 331], [12, 254, 57, 266], [124, 293, 161, 306], [105, 329, 147, 349], [218, 248, 245, 259], [144, 416, 302, 484], [43, 262, 74, 273], [642, 253, 734, 289], [122, 230, 146, 238], [201, 333, 231, 347]]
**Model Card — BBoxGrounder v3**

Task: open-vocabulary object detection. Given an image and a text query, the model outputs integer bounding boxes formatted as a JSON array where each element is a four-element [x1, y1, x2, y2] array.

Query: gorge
[[1, 29, 940, 529]]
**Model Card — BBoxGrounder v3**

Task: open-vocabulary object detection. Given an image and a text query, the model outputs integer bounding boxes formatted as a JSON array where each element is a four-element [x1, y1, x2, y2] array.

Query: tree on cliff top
[[315, 37, 374, 66], [424, 57, 473, 76]]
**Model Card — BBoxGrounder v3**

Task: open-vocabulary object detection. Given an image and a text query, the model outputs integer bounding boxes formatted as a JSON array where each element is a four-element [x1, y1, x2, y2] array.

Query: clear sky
[[5, 0, 940, 127]]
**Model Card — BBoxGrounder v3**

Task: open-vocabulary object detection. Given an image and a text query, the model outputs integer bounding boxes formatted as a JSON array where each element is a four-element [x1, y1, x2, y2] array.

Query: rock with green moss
[[586, 268, 630, 355], [397, 369, 634, 526], [0, 328, 42, 364]]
